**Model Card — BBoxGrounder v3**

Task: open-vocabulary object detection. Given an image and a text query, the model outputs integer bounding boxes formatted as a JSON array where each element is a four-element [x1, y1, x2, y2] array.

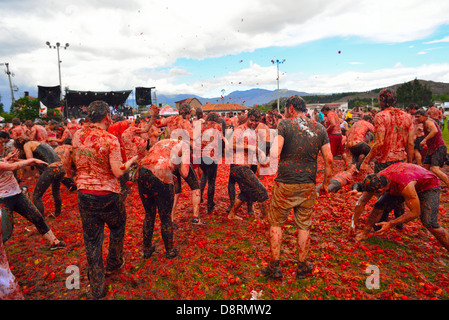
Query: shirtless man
[[137, 139, 192, 259], [414, 109, 449, 188], [156, 103, 201, 226], [345, 115, 374, 169], [227, 109, 269, 220]]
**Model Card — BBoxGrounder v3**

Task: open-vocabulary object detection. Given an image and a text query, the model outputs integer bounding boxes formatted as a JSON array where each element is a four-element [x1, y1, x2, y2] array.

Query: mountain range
[[149, 79, 449, 108], [152, 88, 310, 108]]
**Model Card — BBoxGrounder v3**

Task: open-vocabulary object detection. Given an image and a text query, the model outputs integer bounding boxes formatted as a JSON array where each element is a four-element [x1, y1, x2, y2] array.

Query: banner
[[39, 102, 47, 117]]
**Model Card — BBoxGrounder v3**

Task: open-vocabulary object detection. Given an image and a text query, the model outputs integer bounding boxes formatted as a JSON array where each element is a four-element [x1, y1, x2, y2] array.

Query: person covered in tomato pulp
[[345, 115, 374, 170], [352, 162, 449, 255], [137, 138, 192, 260], [193, 112, 226, 213], [357, 88, 414, 231], [72, 100, 139, 299], [226, 108, 269, 221], [414, 108, 449, 188], [262, 95, 333, 280]]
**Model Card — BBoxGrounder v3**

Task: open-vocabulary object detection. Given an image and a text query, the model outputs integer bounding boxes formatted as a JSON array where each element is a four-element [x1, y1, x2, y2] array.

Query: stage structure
[[65, 89, 132, 118]]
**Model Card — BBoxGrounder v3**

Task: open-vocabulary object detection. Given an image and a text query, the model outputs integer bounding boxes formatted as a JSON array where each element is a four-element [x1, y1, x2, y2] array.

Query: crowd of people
[[1, 89, 448, 299]]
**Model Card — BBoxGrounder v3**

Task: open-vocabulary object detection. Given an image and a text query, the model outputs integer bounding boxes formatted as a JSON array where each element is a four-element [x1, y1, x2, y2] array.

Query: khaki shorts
[[267, 181, 317, 230]]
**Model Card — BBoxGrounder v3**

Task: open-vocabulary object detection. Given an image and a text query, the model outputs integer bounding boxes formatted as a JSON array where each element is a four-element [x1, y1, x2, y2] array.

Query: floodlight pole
[[272, 59, 285, 113], [0, 62, 15, 103], [46, 41, 69, 101]]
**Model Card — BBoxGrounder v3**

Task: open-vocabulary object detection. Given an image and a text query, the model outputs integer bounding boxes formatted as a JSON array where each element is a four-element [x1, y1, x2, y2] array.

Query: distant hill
[[154, 88, 311, 108], [327, 79, 449, 103], [262, 79, 449, 108], [134, 79, 449, 109]]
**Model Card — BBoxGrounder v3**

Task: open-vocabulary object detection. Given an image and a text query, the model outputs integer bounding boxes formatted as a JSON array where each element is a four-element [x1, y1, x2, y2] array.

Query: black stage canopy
[[65, 90, 132, 108]]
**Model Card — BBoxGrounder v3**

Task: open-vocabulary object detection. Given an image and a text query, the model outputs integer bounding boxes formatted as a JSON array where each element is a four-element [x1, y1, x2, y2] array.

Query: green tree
[[0, 93, 4, 114], [10, 96, 40, 120], [396, 79, 433, 107], [438, 93, 449, 103], [45, 108, 63, 121]]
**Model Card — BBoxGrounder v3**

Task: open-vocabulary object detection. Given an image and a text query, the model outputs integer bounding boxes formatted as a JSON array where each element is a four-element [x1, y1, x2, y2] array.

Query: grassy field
[[5, 152, 449, 301]]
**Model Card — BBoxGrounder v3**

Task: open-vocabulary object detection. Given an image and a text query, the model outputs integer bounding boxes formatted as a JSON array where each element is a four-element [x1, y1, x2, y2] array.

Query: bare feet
[[227, 212, 243, 220], [355, 230, 369, 241]]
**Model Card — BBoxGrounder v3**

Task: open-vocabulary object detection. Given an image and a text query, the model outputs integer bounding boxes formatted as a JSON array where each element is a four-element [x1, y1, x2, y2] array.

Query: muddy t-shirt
[[373, 107, 412, 163], [275, 117, 329, 184], [423, 118, 445, 155], [379, 162, 440, 196], [72, 124, 122, 193], [122, 126, 147, 159], [324, 111, 342, 135]]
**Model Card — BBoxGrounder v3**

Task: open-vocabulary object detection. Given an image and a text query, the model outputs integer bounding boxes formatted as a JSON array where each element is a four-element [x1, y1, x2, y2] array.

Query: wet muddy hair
[[247, 108, 261, 120], [414, 109, 427, 117], [286, 95, 307, 113], [196, 107, 203, 118], [362, 115, 373, 122], [14, 136, 30, 151], [179, 103, 192, 118], [88, 100, 110, 123], [0, 131, 10, 139], [206, 112, 219, 123], [378, 88, 397, 108], [360, 174, 388, 193]]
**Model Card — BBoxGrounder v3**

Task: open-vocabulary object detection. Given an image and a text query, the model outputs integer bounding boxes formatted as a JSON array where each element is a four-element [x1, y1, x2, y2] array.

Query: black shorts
[[374, 160, 403, 174], [373, 187, 441, 229], [414, 136, 425, 151], [173, 164, 200, 194], [348, 142, 371, 162], [230, 165, 268, 203], [423, 145, 447, 168]]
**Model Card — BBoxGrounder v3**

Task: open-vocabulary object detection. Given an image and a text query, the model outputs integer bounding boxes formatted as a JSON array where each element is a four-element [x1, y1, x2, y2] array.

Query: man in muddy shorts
[[354, 162, 449, 253], [262, 95, 333, 280]]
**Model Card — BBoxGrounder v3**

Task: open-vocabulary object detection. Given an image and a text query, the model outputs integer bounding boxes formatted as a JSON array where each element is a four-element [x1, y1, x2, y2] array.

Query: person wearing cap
[[351, 162, 449, 252], [72, 100, 139, 299], [414, 109, 449, 188]]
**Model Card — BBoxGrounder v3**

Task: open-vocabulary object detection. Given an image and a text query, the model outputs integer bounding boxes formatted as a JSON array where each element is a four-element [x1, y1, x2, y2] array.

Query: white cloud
[[425, 36, 449, 44], [2, 0, 449, 107], [285, 62, 449, 94]]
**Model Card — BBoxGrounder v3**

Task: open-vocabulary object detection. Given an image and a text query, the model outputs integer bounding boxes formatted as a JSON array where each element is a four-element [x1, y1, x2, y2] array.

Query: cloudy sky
[[1, 0, 449, 110]]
